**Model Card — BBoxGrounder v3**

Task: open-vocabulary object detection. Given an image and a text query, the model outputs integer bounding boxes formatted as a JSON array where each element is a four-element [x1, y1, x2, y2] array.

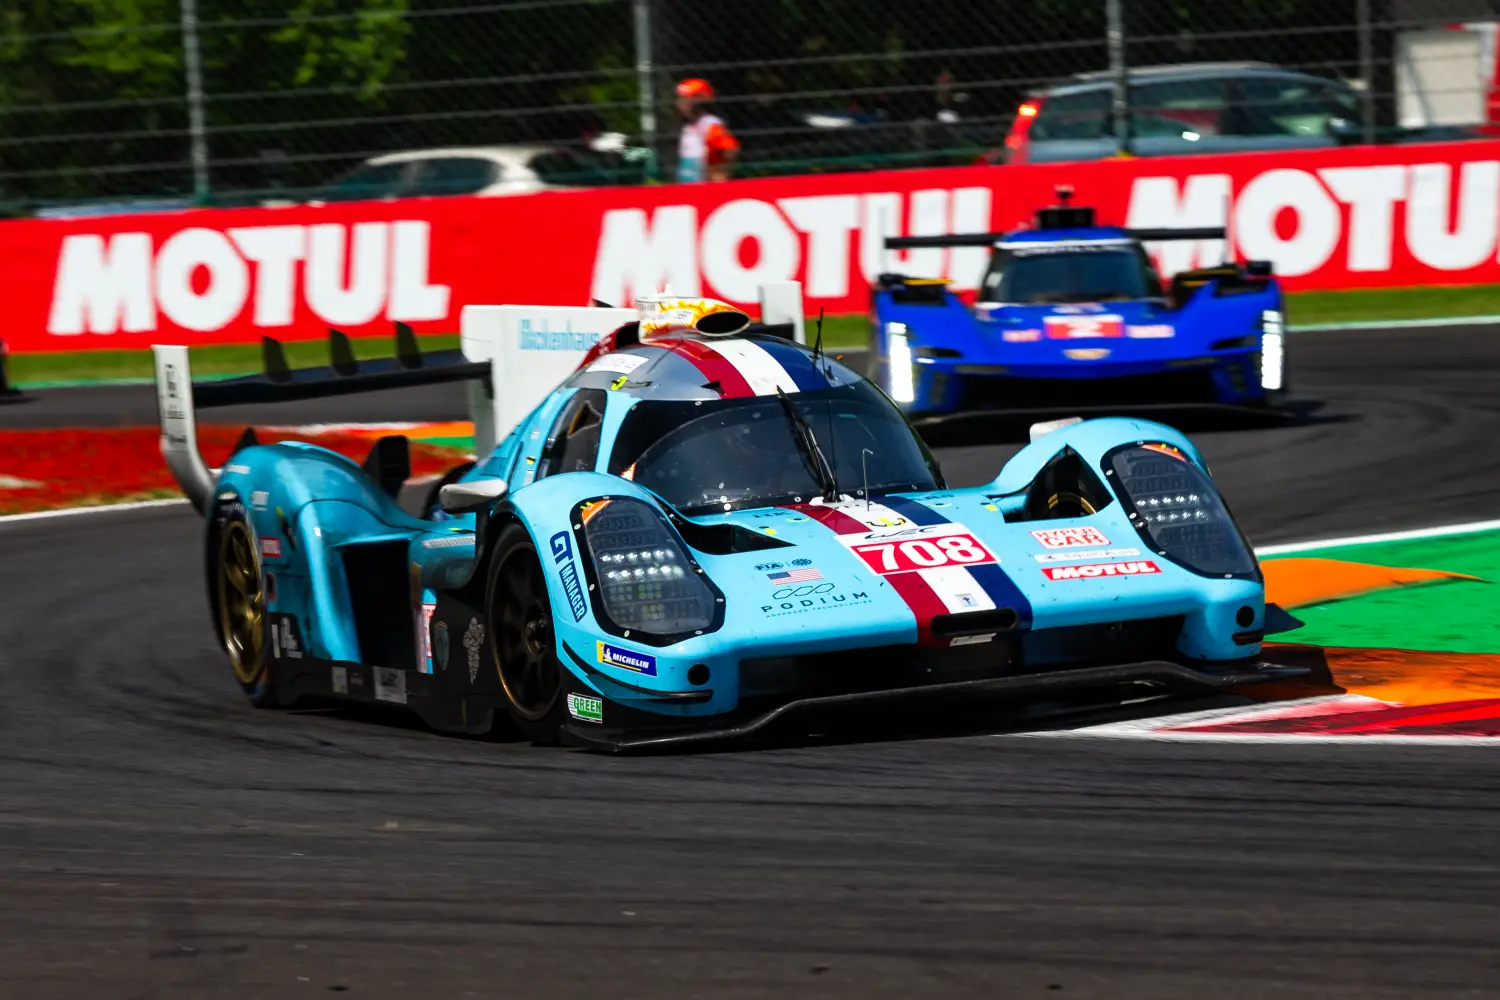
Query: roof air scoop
[[638, 296, 752, 339]]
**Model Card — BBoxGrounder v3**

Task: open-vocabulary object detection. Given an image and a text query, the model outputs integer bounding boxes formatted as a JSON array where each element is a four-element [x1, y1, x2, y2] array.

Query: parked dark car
[[1003, 61, 1476, 165]]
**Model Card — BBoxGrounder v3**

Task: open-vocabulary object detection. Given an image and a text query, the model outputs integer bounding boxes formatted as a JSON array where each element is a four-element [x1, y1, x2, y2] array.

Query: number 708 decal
[[849, 527, 997, 575]]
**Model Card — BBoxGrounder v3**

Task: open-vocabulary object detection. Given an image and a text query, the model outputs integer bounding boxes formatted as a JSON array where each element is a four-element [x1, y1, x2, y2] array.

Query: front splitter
[[559, 659, 1309, 753]]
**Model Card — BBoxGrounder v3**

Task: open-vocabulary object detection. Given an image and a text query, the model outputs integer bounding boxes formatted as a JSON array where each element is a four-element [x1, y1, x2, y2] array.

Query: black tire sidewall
[[484, 522, 567, 744]]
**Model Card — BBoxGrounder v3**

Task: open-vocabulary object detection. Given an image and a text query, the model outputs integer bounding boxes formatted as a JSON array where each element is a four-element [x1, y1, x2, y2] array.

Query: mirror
[[439, 479, 508, 514]]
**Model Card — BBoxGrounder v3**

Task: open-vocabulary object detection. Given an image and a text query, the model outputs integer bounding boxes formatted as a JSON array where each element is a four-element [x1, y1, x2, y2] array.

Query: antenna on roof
[[812, 307, 826, 373]]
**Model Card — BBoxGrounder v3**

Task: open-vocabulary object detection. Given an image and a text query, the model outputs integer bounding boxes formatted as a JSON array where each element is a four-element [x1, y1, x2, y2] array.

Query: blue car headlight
[[573, 496, 724, 644], [1105, 443, 1259, 581]]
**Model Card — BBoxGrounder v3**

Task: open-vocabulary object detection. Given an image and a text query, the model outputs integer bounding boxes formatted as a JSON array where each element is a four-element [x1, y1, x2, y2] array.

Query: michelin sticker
[[597, 642, 657, 676]]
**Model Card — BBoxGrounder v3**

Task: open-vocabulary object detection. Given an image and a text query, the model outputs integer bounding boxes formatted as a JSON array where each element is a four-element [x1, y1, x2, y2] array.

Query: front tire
[[486, 524, 566, 744], [210, 501, 279, 708]]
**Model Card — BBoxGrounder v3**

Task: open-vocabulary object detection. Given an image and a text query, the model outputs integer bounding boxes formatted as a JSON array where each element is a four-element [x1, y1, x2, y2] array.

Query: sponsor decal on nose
[[1042, 560, 1161, 581]]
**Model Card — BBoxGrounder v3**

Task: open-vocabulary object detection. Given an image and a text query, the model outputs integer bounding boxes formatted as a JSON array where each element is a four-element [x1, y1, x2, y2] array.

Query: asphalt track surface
[[3, 325, 1500, 998]]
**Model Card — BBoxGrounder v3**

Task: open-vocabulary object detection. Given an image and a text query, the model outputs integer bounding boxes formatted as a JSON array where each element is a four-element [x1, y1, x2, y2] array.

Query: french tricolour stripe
[[786, 497, 1032, 646], [880, 496, 1034, 631], [656, 336, 817, 397], [703, 339, 803, 396]]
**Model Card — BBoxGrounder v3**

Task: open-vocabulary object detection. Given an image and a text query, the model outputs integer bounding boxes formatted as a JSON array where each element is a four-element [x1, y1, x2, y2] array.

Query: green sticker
[[567, 693, 604, 723]]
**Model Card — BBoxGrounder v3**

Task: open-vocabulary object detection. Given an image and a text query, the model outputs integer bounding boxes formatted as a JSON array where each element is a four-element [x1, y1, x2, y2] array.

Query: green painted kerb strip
[[1262, 530, 1500, 654]]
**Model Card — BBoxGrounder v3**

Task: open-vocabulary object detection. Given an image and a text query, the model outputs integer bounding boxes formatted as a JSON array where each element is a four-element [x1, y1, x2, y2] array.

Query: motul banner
[[3, 139, 1498, 352]]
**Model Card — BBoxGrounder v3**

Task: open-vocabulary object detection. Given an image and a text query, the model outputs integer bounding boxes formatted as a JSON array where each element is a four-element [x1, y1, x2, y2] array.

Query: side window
[[1131, 78, 1229, 138], [411, 157, 497, 196], [330, 161, 410, 199], [535, 389, 608, 481], [1235, 78, 1339, 137], [528, 150, 614, 187], [1029, 89, 1111, 140]]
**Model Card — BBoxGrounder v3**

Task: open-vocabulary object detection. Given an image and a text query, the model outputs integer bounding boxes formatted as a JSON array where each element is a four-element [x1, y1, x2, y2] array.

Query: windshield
[[980, 245, 1164, 304], [608, 382, 943, 514]]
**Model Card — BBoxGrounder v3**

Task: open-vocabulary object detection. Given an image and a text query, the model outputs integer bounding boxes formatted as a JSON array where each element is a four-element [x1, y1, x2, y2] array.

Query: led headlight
[[886, 321, 916, 403], [1107, 444, 1258, 579], [579, 497, 720, 639], [1260, 310, 1285, 392]]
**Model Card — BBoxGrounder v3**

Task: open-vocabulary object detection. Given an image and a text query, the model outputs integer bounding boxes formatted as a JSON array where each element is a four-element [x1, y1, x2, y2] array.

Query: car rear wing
[[152, 324, 500, 514], [884, 227, 1227, 250], [153, 281, 808, 514]]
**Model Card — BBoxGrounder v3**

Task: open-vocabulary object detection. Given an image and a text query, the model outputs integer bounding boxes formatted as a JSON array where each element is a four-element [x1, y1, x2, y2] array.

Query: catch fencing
[[2, 0, 1497, 210]]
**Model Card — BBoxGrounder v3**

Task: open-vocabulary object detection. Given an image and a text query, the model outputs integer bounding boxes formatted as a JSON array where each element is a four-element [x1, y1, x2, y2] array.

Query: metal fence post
[[632, 0, 659, 180], [1357, 0, 1376, 144], [179, 0, 210, 203], [1106, 0, 1130, 154]]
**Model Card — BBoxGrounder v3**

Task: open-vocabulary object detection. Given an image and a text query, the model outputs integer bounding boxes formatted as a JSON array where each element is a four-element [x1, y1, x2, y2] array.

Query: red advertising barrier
[[3, 140, 1499, 353]]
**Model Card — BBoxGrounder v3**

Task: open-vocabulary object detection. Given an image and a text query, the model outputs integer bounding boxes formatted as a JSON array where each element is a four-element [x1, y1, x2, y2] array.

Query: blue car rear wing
[[884, 226, 1227, 251]]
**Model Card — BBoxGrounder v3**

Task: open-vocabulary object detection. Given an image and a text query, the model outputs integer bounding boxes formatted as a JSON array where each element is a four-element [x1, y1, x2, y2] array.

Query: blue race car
[[153, 298, 1303, 752], [870, 189, 1288, 420]]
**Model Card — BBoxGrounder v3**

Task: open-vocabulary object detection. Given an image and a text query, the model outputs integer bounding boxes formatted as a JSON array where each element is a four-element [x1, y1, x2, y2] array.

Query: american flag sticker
[[767, 567, 823, 583]]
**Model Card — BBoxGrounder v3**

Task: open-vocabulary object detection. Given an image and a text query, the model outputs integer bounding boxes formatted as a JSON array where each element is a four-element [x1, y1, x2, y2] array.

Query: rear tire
[[485, 524, 566, 744], [209, 501, 280, 708]]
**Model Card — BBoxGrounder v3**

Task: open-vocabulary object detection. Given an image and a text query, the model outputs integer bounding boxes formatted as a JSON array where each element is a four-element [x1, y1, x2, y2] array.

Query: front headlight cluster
[[886, 322, 916, 403], [1107, 444, 1258, 580], [1260, 309, 1285, 392], [580, 497, 719, 638]]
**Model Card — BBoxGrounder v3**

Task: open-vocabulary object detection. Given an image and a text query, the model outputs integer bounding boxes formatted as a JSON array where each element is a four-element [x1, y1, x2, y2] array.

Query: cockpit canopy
[[538, 329, 944, 515]]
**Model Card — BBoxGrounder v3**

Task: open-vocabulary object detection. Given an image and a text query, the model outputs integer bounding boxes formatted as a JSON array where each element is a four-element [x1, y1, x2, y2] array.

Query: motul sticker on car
[[1042, 560, 1161, 581], [1030, 527, 1110, 549]]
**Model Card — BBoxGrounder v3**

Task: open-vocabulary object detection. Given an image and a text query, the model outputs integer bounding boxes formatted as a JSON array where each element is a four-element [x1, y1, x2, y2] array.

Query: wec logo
[[1042, 560, 1161, 581], [47, 221, 451, 336]]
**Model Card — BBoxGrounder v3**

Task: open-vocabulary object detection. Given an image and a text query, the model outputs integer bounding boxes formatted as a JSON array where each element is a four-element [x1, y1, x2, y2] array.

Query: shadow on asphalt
[[284, 646, 1348, 757], [915, 398, 1336, 448]]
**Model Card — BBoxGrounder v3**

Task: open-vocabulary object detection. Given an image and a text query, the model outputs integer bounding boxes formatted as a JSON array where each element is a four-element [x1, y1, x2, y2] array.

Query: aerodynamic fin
[[329, 328, 360, 377], [263, 336, 291, 383]]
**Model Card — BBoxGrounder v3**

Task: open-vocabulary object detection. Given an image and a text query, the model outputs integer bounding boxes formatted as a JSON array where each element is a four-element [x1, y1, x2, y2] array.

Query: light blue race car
[[153, 300, 1304, 752]]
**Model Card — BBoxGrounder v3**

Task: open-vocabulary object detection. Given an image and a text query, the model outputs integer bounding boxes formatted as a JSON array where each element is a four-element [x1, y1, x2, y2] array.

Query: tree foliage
[[1, 0, 1370, 205]]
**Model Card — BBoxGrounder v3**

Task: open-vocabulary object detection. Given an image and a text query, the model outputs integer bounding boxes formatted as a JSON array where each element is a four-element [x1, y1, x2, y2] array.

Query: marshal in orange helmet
[[675, 78, 740, 183]]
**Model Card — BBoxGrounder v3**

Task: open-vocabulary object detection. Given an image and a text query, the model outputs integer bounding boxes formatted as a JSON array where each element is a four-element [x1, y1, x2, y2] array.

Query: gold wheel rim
[[1047, 492, 1098, 516], [218, 520, 267, 686]]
